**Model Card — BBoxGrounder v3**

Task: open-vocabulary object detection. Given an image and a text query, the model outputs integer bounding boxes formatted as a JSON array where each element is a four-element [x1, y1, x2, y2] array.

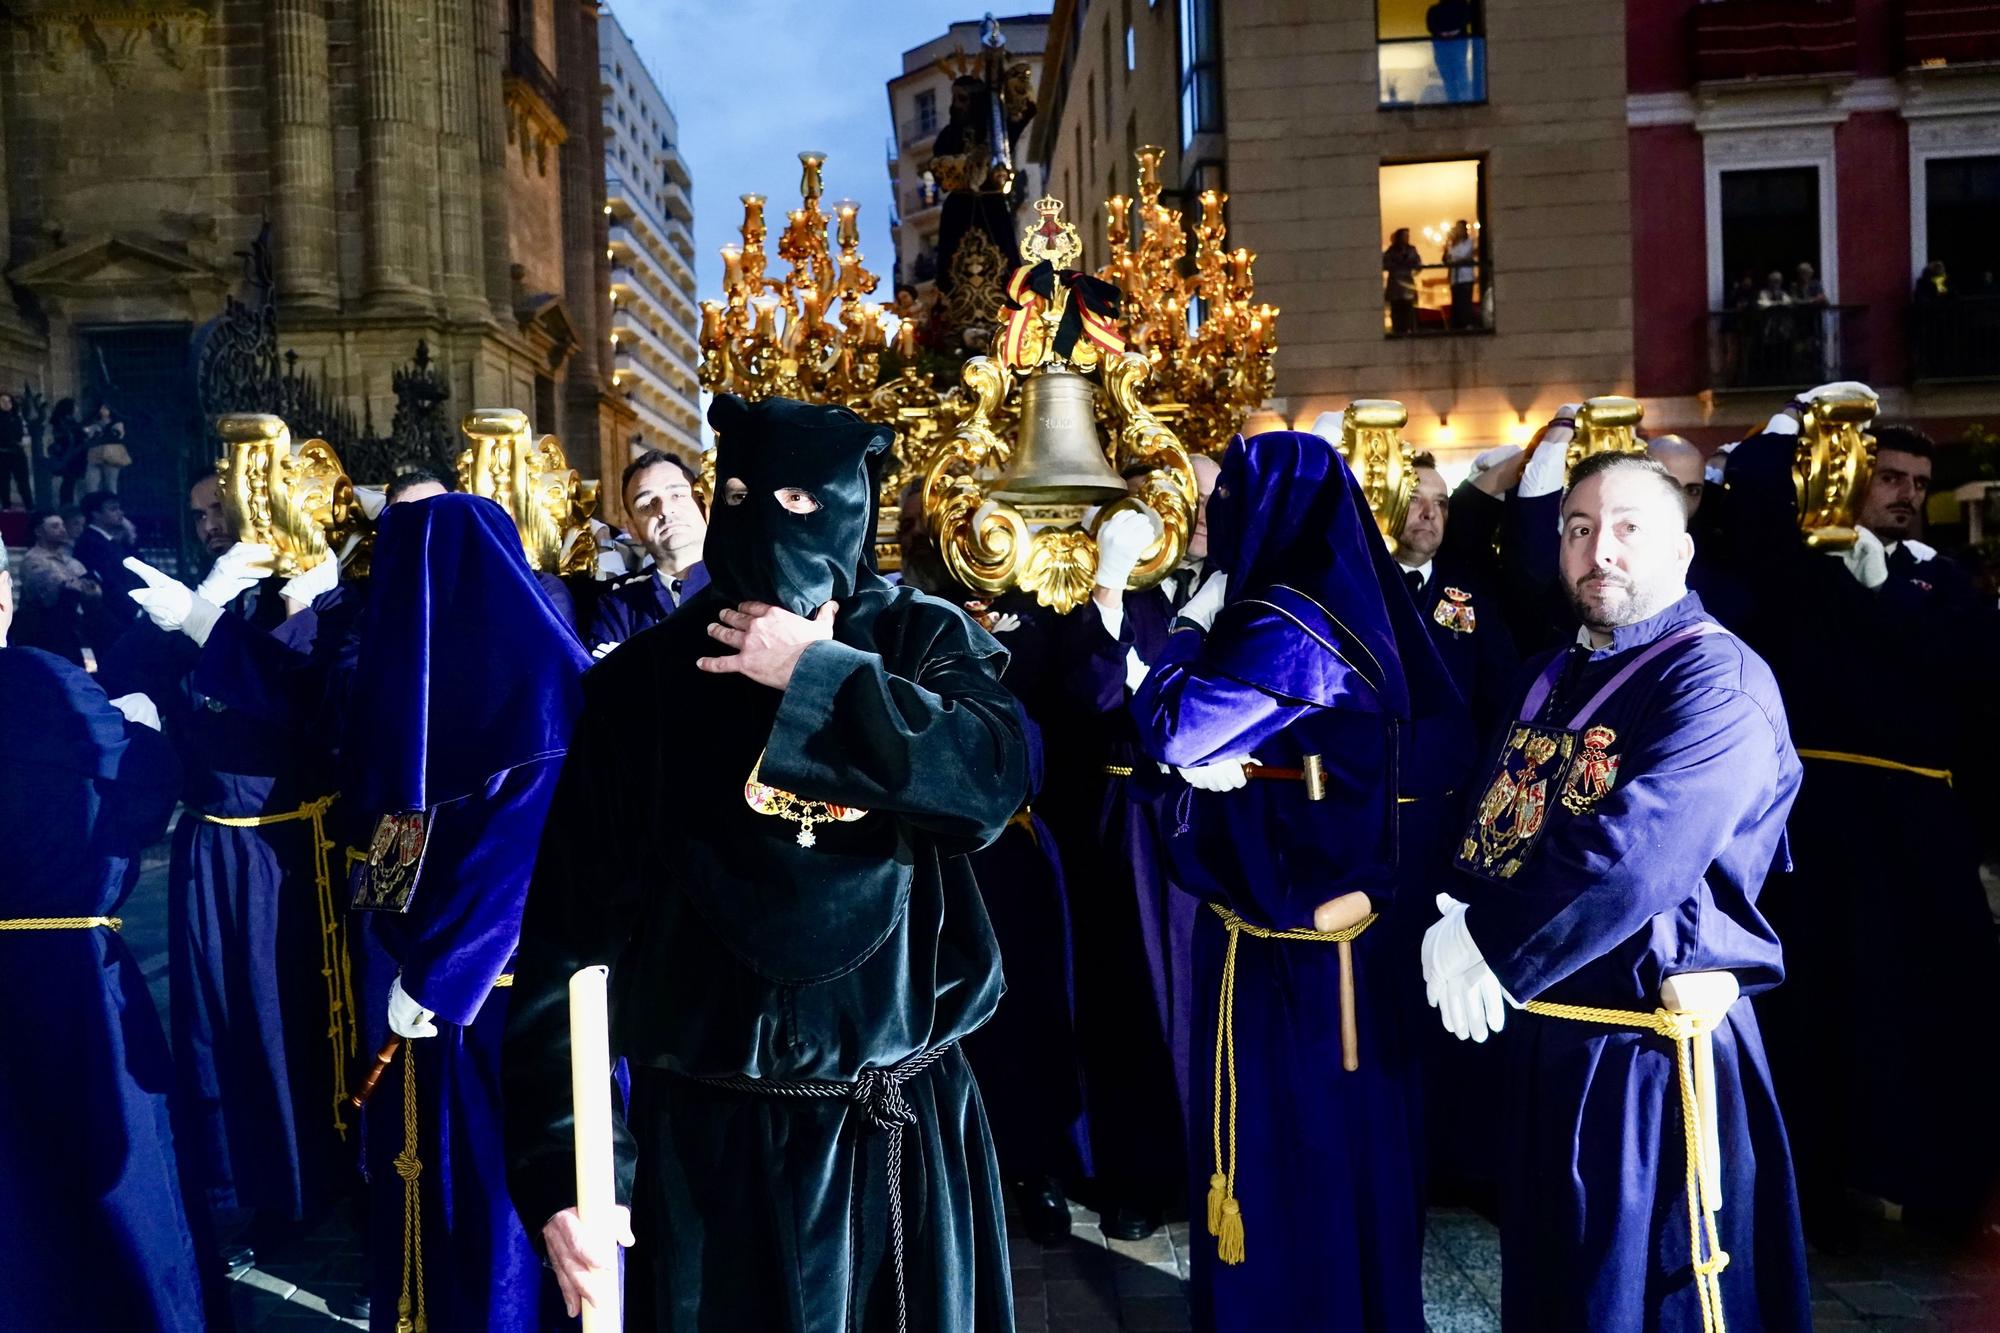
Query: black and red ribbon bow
[[1000, 261, 1125, 367]]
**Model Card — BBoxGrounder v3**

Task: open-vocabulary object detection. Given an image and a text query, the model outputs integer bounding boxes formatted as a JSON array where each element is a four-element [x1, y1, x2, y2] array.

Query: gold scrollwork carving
[[1793, 386, 1877, 552], [1334, 400, 1417, 557], [215, 413, 361, 577], [455, 409, 594, 576]]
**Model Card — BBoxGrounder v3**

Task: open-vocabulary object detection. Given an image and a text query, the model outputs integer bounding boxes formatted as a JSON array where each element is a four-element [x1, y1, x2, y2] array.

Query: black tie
[[1404, 568, 1425, 599], [668, 578, 684, 605]]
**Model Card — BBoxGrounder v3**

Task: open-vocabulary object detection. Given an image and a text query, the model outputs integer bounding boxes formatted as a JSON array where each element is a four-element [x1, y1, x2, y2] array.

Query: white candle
[[569, 964, 620, 1332]]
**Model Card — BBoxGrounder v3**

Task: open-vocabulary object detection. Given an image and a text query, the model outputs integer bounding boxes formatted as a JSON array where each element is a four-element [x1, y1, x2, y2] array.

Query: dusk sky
[[609, 1, 1055, 307]]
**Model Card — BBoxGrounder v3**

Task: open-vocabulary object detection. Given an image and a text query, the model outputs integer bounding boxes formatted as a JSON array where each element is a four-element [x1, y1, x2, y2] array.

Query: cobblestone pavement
[[120, 842, 2000, 1331]]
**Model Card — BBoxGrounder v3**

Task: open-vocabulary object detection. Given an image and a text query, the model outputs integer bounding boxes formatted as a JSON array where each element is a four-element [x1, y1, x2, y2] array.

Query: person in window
[[1445, 220, 1478, 330], [1427, 0, 1479, 102], [1383, 229, 1424, 335]]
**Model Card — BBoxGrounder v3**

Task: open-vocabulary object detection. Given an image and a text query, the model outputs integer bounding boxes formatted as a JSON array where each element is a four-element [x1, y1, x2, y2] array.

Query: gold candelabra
[[698, 151, 888, 411], [1101, 146, 1278, 456]]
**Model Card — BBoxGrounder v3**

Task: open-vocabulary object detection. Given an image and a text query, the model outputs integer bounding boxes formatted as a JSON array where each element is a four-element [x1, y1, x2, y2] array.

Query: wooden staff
[[1242, 753, 1327, 801], [1337, 939, 1359, 1072], [570, 965, 620, 1333], [350, 1036, 402, 1108]]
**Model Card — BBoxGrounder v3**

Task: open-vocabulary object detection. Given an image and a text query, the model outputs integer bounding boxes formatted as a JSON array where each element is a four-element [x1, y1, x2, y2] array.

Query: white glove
[[590, 641, 618, 661], [988, 612, 1021, 635], [195, 541, 277, 607], [124, 558, 225, 646], [1467, 443, 1523, 486], [1800, 380, 1874, 404], [1177, 757, 1256, 792], [1309, 410, 1345, 440], [108, 693, 161, 732], [1838, 526, 1888, 589], [1123, 646, 1149, 694], [1519, 405, 1581, 499], [387, 974, 438, 1040], [353, 484, 389, 520], [1178, 571, 1228, 632], [280, 554, 338, 608], [1093, 507, 1160, 591], [1422, 894, 1513, 1043]]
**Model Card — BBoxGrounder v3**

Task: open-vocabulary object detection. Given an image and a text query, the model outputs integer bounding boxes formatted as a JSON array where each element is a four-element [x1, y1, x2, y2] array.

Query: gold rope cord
[[1523, 1000, 1731, 1333], [1206, 903, 1376, 1266], [394, 1040, 428, 1333], [1795, 748, 1953, 787], [0, 916, 122, 930], [203, 795, 357, 1136]]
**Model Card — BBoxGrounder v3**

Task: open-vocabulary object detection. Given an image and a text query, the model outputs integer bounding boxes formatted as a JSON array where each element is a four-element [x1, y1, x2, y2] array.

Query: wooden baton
[[1242, 753, 1327, 801], [350, 1036, 403, 1109]]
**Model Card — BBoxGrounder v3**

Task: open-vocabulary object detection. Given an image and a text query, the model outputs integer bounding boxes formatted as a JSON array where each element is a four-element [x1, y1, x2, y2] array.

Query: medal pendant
[[796, 827, 817, 848]]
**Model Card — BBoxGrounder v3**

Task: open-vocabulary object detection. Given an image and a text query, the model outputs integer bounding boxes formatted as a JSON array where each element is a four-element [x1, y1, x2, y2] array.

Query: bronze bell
[[990, 366, 1128, 504]]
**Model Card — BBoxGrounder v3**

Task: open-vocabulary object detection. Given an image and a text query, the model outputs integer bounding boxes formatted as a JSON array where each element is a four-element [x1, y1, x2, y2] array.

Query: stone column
[[433, 0, 486, 321], [266, 0, 337, 309], [358, 0, 429, 308], [554, 0, 615, 472], [473, 0, 514, 322]]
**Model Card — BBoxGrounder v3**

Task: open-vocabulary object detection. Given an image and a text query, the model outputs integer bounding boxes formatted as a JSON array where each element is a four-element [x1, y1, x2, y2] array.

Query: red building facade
[[1627, 0, 2000, 444]]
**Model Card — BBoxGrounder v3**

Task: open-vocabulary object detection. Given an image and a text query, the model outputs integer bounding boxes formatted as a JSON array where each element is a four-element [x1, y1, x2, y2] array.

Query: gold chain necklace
[[744, 749, 868, 847]]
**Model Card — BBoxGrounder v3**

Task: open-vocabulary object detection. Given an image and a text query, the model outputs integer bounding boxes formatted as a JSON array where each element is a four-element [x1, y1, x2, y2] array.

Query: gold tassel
[[1217, 1197, 1245, 1266], [1206, 1171, 1226, 1236]]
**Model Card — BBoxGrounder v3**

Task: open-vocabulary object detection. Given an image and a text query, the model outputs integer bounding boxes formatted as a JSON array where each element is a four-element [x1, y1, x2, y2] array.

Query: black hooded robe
[[504, 396, 1028, 1332]]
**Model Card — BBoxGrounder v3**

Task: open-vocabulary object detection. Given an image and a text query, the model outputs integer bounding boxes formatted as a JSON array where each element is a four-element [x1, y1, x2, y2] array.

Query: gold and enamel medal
[[744, 750, 869, 848]]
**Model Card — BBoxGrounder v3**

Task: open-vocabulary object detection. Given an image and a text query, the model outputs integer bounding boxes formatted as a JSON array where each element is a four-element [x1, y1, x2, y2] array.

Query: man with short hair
[[1397, 451, 1518, 734], [1853, 425, 1980, 602], [16, 510, 99, 664], [586, 450, 708, 654], [1426, 452, 1810, 1332], [74, 489, 142, 651], [1646, 435, 1707, 518]]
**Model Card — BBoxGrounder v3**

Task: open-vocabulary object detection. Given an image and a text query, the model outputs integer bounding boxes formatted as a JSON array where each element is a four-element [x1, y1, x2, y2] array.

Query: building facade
[[1628, 0, 2000, 447], [1034, 0, 1636, 465], [886, 15, 1049, 296], [0, 0, 624, 542], [600, 9, 702, 465], [1032, 1, 2000, 468]]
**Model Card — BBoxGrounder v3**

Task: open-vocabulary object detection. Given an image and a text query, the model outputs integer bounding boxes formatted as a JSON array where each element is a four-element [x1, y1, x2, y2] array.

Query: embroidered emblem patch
[[1432, 586, 1477, 634], [1560, 725, 1621, 814], [350, 811, 428, 913], [1456, 724, 1575, 879]]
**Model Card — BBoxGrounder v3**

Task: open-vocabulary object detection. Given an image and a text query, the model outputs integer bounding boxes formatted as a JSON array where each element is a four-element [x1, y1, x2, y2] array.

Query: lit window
[[1378, 0, 1486, 108], [1378, 159, 1489, 336]]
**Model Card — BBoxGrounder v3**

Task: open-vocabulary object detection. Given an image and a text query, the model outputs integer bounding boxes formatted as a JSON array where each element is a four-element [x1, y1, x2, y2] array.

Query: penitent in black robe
[[504, 393, 1028, 1333]]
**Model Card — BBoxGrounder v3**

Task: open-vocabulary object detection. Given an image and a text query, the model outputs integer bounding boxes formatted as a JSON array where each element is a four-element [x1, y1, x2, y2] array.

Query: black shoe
[[219, 1243, 256, 1276], [1102, 1205, 1161, 1242], [1018, 1178, 1071, 1246]]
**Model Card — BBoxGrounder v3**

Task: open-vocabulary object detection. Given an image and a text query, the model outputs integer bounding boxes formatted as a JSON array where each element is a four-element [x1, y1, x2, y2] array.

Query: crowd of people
[[2, 383, 1997, 1333], [1382, 221, 1480, 334]]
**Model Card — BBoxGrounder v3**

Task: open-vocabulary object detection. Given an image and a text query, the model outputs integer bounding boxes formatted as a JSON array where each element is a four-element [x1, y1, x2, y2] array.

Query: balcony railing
[[1377, 37, 1487, 108], [1910, 295, 2000, 381], [1382, 261, 1494, 337], [1706, 304, 1867, 389], [1905, 0, 2000, 68], [506, 32, 564, 110], [1692, 1, 1857, 82]]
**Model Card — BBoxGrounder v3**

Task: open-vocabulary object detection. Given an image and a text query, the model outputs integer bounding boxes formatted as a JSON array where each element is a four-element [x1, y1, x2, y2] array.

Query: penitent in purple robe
[[992, 587, 1189, 1214], [0, 647, 229, 1333], [1130, 430, 1461, 1333], [1453, 592, 1810, 1333]]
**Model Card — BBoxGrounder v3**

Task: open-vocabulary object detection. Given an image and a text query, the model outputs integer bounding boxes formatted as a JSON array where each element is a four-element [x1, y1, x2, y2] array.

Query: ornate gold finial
[[1794, 386, 1878, 551], [1333, 401, 1418, 556], [455, 409, 595, 575], [1566, 396, 1646, 471], [215, 413, 361, 576]]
